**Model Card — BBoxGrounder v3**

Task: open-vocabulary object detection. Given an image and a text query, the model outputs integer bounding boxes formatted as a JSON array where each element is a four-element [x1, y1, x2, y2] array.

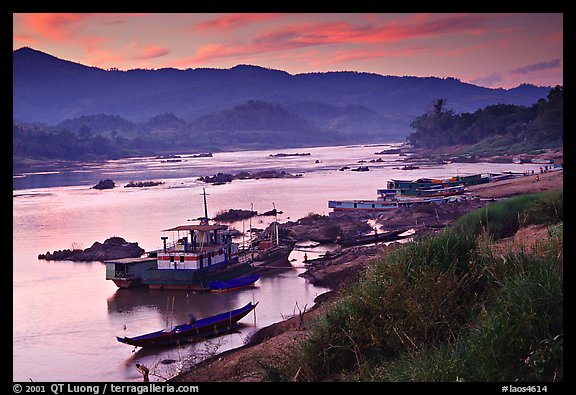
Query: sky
[[13, 13, 563, 89]]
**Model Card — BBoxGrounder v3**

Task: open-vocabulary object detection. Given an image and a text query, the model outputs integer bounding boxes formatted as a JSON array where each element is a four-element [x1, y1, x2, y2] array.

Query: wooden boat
[[116, 302, 258, 347], [209, 274, 260, 292], [338, 228, 410, 247]]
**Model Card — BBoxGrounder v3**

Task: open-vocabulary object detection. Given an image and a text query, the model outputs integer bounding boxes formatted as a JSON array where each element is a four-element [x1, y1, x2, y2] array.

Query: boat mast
[[201, 188, 209, 225], [250, 203, 254, 259], [272, 202, 279, 246]]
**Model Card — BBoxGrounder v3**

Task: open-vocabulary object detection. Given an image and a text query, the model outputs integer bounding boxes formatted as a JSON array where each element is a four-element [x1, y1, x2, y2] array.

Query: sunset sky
[[13, 13, 563, 89]]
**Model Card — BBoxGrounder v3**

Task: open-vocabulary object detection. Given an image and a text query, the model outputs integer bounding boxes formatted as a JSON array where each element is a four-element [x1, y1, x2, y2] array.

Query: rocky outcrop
[[280, 213, 373, 244], [198, 170, 301, 185], [92, 179, 115, 189], [38, 236, 144, 261]]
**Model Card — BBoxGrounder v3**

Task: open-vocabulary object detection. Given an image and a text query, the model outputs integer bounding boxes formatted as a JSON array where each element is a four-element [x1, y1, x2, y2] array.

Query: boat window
[[169, 255, 174, 262], [179, 255, 184, 263]]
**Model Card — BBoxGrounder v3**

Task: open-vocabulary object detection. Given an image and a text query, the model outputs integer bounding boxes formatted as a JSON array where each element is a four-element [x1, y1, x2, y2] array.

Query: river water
[[13, 144, 540, 382]]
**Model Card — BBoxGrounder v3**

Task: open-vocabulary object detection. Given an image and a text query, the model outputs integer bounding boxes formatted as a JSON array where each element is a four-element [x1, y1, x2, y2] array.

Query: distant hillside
[[14, 47, 550, 140], [407, 86, 563, 154]]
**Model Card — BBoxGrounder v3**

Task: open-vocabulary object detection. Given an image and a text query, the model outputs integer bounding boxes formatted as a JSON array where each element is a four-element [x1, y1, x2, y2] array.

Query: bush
[[265, 190, 563, 382], [383, 242, 563, 382], [452, 190, 562, 240]]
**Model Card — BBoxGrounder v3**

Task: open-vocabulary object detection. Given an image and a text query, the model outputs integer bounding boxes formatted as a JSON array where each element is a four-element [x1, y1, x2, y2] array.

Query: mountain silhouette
[[13, 47, 551, 145]]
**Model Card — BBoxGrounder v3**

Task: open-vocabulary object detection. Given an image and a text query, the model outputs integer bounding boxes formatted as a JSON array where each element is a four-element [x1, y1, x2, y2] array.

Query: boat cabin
[[157, 223, 238, 271]]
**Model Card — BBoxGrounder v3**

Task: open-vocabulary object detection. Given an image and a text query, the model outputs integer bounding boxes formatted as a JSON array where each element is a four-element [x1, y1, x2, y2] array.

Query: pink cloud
[[541, 32, 562, 43], [134, 45, 171, 60], [13, 34, 38, 47], [194, 13, 284, 30], [175, 13, 498, 68], [254, 14, 496, 47], [82, 43, 172, 68], [23, 13, 93, 41], [325, 46, 427, 65]]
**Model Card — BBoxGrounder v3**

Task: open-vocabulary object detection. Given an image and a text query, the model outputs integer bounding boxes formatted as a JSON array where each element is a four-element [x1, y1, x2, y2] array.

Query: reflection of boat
[[210, 274, 260, 292], [116, 302, 258, 347]]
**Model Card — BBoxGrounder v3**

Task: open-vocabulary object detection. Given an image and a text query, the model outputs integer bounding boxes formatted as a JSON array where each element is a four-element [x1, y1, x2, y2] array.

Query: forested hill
[[13, 47, 555, 167], [14, 47, 549, 129], [407, 86, 563, 152]]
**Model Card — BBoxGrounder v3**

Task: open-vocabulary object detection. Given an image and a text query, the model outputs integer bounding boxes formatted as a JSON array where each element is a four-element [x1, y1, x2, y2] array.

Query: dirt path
[[466, 169, 563, 198]]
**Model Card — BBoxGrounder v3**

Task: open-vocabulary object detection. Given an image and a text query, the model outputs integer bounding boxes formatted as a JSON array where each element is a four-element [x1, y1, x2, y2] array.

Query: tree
[[408, 98, 456, 148]]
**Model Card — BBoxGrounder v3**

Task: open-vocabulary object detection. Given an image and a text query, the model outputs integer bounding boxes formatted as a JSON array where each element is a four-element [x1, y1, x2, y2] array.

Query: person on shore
[[135, 363, 149, 382]]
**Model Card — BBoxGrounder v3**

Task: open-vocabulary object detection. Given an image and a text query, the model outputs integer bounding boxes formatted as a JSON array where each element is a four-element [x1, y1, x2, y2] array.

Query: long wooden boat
[[116, 302, 258, 347], [209, 274, 260, 292], [338, 228, 410, 247]]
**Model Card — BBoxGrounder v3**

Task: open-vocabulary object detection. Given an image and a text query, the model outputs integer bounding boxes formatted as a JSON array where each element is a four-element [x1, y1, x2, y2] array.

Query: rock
[[212, 209, 257, 222], [281, 213, 372, 244], [198, 170, 299, 184], [38, 237, 144, 262], [124, 180, 164, 188], [92, 179, 115, 190]]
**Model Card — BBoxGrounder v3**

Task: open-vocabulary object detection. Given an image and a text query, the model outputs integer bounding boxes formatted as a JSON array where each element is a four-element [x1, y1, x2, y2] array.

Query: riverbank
[[170, 168, 563, 382]]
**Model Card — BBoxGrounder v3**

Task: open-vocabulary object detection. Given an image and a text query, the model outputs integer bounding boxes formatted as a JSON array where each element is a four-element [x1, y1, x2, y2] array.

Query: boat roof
[[163, 224, 227, 232]]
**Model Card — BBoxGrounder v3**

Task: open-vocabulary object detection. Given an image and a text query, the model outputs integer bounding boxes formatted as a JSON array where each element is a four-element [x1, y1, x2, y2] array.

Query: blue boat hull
[[209, 274, 260, 292], [116, 302, 258, 347]]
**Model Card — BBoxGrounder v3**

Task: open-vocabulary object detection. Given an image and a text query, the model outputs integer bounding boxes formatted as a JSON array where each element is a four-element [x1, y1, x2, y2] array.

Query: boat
[[139, 189, 255, 291], [243, 205, 294, 272], [409, 184, 465, 197], [328, 199, 399, 211], [385, 174, 489, 196], [116, 302, 258, 347], [338, 228, 411, 247], [105, 256, 157, 288], [209, 274, 260, 292]]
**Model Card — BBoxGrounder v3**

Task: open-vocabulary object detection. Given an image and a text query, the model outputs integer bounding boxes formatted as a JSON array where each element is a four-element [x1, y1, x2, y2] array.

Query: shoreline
[[170, 168, 563, 382]]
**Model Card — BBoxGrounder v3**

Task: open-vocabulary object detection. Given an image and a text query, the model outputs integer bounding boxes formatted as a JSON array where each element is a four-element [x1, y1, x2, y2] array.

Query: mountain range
[[13, 47, 551, 151]]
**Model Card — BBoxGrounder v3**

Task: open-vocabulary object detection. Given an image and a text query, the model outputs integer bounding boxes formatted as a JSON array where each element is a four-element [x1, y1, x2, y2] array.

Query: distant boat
[[531, 158, 553, 164], [116, 302, 258, 348], [209, 274, 260, 292]]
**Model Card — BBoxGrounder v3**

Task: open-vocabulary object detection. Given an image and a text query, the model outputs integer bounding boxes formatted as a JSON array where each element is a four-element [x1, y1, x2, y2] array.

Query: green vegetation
[[407, 86, 563, 153], [263, 190, 563, 381]]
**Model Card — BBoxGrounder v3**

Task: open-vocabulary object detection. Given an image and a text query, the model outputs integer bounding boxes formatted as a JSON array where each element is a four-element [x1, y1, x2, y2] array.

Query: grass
[[262, 190, 563, 382]]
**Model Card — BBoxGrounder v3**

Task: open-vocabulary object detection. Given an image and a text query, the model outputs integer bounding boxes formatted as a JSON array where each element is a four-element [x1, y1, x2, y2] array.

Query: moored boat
[[139, 189, 255, 291], [116, 301, 258, 347], [328, 199, 399, 211], [209, 274, 260, 292], [105, 256, 157, 288]]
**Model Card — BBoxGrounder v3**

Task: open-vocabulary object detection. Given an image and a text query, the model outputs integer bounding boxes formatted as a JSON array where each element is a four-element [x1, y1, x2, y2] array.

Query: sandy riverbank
[[170, 168, 563, 383]]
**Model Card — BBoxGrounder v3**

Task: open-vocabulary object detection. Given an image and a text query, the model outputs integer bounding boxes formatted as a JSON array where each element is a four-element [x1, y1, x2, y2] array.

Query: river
[[13, 144, 540, 382]]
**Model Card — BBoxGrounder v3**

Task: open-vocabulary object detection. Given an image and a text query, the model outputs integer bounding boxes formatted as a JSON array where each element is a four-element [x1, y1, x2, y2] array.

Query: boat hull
[[116, 302, 258, 347], [142, 262, 255, 291], [209, 274, 260, 292], [112, 278, 135, 289]]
